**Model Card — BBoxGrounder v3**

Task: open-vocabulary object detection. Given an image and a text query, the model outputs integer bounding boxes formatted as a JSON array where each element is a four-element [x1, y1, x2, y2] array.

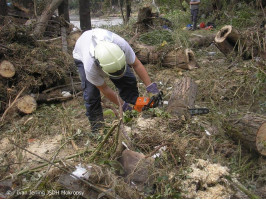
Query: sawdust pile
[[181, 159, 233, 199]]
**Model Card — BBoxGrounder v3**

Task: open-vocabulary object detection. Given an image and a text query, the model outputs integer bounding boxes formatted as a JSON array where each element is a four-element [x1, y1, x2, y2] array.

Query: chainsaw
[[133, 91, 163, 112], [133, 91, 210, 115]]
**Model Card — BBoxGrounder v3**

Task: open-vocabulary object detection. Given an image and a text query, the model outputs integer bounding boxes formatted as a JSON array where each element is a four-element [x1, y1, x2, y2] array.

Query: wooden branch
[[33, 0, 64, 38], [88, 123, 119, 161], [61, 26, 68, 53]]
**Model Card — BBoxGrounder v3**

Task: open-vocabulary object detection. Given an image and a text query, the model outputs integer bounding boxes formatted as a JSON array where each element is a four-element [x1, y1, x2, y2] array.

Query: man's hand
[[146, 82, 159, 94]]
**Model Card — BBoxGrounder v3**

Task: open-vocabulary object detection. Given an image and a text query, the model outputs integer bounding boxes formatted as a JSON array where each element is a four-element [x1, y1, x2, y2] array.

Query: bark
[[58, 0, 69, 22], [17, 95, 37, 114], [0, 0, 7, 25], [226, 113, 266, 156], [0, 60, 15, 78], [167, 77, 198, 117], [33, 0, 64, 38], [189, 34, 216, 48], [61, 26, 68, 52], [79, 0, 91, 31], [132, 42, 199, 70]]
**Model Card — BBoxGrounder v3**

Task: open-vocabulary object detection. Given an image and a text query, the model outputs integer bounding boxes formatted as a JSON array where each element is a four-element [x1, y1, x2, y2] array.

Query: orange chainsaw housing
[[133, 97, 154, 112]]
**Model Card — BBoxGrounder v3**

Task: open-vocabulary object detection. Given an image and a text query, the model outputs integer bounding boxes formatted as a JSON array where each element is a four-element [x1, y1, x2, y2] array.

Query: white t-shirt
[[73, 28, 136, 86]]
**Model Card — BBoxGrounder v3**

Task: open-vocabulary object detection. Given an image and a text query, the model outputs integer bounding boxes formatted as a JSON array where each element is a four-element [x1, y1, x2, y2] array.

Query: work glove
[[122, 101, 132, 112], [146, 82, 159, 94]]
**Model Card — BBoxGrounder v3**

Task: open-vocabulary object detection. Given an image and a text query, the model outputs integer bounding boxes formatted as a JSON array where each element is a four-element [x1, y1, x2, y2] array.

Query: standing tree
[[79, 0, 91, 31], [125, 0, 131, 24], [0, 0, 7, 25], [58, 0, 70, 22]]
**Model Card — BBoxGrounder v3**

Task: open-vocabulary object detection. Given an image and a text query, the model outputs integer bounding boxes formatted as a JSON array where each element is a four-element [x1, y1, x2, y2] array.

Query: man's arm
[[96, 82, 124, 107], [130, 57, 152, 87]]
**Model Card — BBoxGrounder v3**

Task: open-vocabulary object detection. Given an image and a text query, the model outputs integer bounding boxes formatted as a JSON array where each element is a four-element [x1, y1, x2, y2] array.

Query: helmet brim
[[104, 64, 127, 79]]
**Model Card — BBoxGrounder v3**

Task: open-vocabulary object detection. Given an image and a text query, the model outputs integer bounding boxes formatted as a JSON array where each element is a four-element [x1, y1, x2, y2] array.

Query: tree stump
[[167, 77, 198, 116], [17, 95, 37, 114], [0, 60, 15, 78], [226, 113, 266, 156]]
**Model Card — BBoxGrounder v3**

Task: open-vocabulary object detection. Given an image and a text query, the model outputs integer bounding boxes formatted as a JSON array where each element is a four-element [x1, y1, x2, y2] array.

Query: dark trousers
[[191, 9, 199, 30], [74, 59, 139, 125]]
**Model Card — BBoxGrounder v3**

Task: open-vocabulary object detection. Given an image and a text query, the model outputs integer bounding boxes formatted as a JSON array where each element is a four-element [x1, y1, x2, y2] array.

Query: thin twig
[[1, 87, 26, 122]]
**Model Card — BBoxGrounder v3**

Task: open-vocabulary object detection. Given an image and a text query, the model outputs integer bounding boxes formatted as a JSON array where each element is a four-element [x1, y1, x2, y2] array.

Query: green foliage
[[164, 8, 190, 29], [226, 3, 257, 28], [139, 30, 174, 45], [148, 175, 182, 199]]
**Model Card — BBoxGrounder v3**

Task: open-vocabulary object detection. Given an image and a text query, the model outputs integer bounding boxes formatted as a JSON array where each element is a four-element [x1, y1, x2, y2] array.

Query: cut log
[[215, 25, 240, 56], [0, 60, 15, 78], [167, 77, 198, 116], [226, 113, 266, 156], [215, 25, 255, 59], [189, 33, 216, 48], [132, 42, 199, 70], [17, 95, 37, 114]]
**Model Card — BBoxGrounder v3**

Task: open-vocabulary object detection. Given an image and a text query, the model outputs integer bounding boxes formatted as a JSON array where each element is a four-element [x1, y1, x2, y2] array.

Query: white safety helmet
[[94, 41, 126, 78]]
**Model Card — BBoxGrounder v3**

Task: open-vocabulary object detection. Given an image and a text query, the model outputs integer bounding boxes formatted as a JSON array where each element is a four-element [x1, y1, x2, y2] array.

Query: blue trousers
[[191, 9, 199, 30], [75, 59, 139, 125]]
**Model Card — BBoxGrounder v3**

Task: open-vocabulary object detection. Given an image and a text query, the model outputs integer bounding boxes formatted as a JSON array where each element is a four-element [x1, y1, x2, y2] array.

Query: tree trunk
[[79, 0, 91, 31], [58, 0, 70, 22], [118, 0, 125, 24], [167, 77, 198, 117], [0, 60, 15, 78], [0, 0, 7, 25], [125, 0, 131, 24], [17, 95, 37, 114], [33, 0, 64, 38], [226, 113, 266, 156]]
